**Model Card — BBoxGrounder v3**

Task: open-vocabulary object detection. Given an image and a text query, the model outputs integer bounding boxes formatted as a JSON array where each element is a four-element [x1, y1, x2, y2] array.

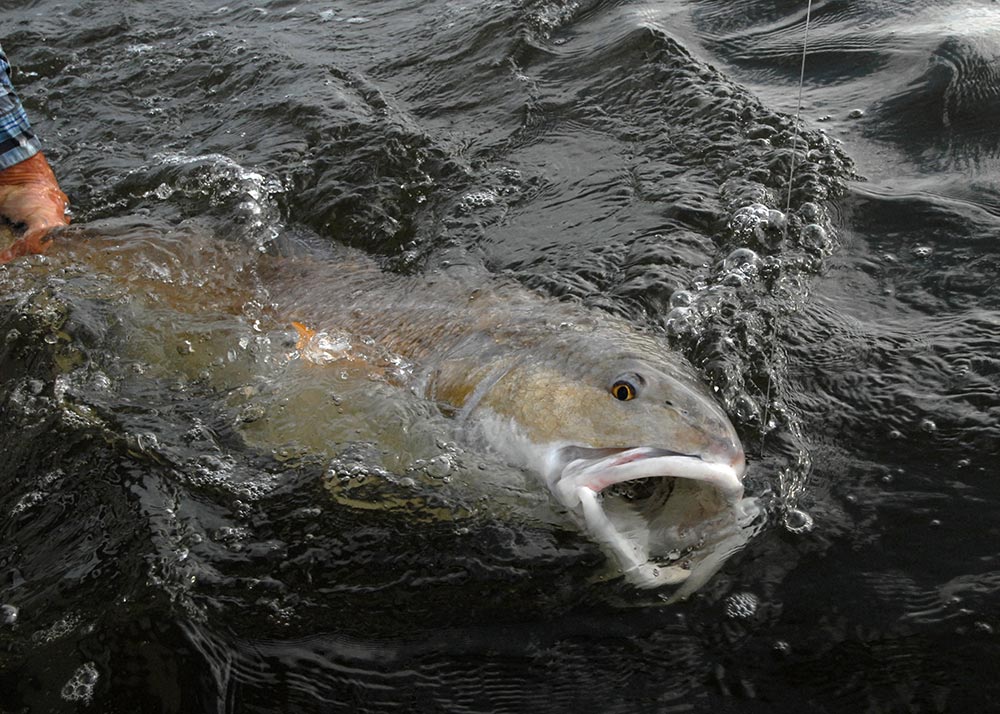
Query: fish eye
[[611, 380, 637, 401]]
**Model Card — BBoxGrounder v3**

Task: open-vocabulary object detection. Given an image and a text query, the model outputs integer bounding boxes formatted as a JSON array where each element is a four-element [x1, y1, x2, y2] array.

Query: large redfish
[[268, 250, 759, 592], [1, 228, 759, 594]]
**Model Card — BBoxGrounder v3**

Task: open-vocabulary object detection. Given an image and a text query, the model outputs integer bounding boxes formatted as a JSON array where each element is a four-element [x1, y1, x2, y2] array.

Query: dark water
[[1, 0, 999, 711]]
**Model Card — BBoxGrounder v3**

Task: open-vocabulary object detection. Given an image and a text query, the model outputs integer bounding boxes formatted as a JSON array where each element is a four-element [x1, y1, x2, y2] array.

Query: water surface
[[1, 0, 998, 711]]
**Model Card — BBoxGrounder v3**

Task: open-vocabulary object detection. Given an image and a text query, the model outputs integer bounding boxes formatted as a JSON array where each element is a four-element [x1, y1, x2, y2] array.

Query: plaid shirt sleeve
[[0, 44, 43, 171]]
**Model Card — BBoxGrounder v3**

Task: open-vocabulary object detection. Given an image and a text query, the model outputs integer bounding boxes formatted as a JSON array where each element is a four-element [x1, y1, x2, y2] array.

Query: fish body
[[3, 229, 757, 592], [271, 253, 757, 590]]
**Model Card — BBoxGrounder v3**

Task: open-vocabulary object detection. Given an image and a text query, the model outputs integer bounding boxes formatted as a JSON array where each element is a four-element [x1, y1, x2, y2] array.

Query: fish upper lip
[[554, 446, 745, 508]]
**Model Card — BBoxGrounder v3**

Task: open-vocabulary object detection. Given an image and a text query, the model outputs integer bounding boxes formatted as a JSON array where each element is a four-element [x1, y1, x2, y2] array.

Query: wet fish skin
[[274, 252, 750, 589], [273, 256, 742, 470]]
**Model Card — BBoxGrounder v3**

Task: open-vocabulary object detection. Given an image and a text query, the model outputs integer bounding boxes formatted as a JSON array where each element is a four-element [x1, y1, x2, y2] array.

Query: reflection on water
[[1, 0, 999, 711]]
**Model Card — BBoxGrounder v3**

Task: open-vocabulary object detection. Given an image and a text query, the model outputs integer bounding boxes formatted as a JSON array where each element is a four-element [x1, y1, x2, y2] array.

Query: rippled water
[[1, 0, 998, 711]]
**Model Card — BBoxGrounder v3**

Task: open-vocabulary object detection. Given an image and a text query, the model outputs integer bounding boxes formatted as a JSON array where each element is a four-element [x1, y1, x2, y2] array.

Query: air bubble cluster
[[60, 662, 99, 704]]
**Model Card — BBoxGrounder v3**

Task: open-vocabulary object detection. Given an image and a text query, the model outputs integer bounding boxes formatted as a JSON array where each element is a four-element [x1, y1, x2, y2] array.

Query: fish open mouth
[[551, 446, 756, 592]]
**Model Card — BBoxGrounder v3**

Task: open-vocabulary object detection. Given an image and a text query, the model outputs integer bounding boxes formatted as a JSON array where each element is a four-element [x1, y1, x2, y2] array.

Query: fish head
[[468, 330, 757, 591]]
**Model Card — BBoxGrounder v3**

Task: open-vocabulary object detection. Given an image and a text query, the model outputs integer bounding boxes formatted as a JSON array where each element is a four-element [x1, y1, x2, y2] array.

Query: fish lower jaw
[[549, 447, 749, 590], [577, 486, 693, 588]]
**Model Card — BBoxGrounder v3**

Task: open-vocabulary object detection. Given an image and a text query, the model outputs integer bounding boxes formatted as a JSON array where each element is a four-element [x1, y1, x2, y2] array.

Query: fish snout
[[704, 435, 746, 479]]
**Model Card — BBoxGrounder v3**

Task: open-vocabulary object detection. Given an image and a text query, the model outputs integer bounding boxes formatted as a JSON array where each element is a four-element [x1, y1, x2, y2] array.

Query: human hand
[[0, 152, 69, 263]]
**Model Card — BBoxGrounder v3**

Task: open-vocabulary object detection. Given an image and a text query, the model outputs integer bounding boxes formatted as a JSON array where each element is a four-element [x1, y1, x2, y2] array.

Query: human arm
[[0, 44, 69, 262]]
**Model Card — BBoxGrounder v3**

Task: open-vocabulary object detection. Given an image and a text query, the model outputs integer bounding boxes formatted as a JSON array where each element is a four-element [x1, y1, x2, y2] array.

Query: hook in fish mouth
[[549, 446, 749, 589]]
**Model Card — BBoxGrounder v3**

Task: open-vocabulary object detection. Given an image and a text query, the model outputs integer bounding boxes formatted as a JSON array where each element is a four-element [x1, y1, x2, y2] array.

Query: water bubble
[[721, 272, 748, 287], [772, 640, 792, 657], [669, 290, 693, 308], [724, 591, 759, 620], [919, 419, 937, 433], [731, 394, 761, 424], [238, 405, 265, 423], [664, 306, 694, 336], [798, 202, 823, 222], [461, 190, 497, 208], [424, 454, 453, 479], [11, 491, 44, 516], [1, 604, 18, 627], [848, 108, 865, 119], [783, 508, 814, 534], [153, 183, 174, 200], [60, 662, 99, 705], [800, 224, 828, 250], [32, 614, 81, 643], [722, 248, 761, 274], [177, 340, 194, 355], [912, 246, 933, 258], [729, 203, 770, 236]]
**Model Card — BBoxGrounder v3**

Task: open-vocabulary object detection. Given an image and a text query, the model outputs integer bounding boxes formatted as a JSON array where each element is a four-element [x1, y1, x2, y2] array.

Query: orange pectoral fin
[[292, 321, 317, 349]]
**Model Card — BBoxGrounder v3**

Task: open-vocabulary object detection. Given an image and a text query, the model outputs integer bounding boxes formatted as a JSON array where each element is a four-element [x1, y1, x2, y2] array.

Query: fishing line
[[760, 0, 813, 458]]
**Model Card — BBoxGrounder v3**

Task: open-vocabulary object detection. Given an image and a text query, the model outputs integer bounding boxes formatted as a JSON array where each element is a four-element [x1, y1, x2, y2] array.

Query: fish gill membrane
[[0, 220, 763, 599]]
